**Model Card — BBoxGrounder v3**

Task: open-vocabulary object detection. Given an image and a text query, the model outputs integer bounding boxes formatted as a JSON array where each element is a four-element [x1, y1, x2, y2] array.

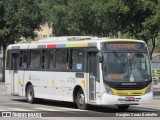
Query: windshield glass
[[102, 52, 151, 82]]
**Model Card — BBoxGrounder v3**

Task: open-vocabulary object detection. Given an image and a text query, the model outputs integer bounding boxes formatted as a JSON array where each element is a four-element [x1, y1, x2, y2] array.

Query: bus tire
[[76, 89, 88, 110], [117, 105, 129, 110], [26, 85, 35, 104]]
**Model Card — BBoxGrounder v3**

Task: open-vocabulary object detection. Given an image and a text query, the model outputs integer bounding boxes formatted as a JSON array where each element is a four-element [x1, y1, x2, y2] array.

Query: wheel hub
[[78, 94, 85, 105]]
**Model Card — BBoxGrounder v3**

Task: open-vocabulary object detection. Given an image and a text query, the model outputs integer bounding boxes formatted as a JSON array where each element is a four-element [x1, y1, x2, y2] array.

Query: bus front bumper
[[100, 91, 153, 105]]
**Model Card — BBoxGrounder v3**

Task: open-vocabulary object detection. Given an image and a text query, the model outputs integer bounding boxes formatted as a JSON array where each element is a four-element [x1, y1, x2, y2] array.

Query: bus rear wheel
[[27, 85, 35, 104], [117, 105, 130, 110], [76, 89, 88, 110]]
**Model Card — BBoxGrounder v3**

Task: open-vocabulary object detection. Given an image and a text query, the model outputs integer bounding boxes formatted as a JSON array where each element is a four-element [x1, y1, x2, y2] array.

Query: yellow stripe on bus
[[105, 39, 141, 42], [111, 87, 147, 96], [82, 80, 86, 89], [18, 78, 22, 86], [52, 80, 54, 88]]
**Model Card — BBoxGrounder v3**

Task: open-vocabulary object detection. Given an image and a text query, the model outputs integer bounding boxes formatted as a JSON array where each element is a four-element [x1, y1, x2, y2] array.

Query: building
[[34, 23, 53, 40]]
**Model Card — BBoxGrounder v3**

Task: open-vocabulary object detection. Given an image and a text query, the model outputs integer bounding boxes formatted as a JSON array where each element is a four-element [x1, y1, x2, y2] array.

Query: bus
[[5, 36, 153, 110]]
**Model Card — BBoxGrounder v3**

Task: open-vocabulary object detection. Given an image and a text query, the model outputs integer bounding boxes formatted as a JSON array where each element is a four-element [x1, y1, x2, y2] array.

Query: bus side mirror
[[99, 54, 103, 63]]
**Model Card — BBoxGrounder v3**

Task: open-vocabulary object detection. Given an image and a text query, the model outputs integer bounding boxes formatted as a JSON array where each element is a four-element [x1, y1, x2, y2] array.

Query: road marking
[[55, 107, 87, 111], [35, 108, 61, 111], [1, 103, 27, 105], [130, 108, 156, 111], [8, 108, 31, 111], [0, 109, 9, 111], [138, 105, 160, 106]]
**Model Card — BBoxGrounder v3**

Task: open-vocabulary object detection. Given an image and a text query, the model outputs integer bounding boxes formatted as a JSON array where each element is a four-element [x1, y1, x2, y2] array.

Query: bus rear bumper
[[100, 91, 153, 105]]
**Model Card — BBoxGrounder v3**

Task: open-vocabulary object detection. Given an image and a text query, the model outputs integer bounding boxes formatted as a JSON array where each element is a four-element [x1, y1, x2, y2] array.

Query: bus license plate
[[124, 97, 135, 101]]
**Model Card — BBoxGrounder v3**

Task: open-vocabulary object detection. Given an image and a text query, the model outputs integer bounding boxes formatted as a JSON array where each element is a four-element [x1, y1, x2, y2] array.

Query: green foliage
[[39, 0, 160, 58], [0, 0, 42, 47], [40, 0, 159, 38], [1, 0, 160, 57]]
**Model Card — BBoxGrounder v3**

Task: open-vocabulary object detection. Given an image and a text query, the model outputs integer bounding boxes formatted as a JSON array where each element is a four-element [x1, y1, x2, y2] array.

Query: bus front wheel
[[76, 89, 88, 110], [117, 105, 130, 110], [27, 85, 35, 104]]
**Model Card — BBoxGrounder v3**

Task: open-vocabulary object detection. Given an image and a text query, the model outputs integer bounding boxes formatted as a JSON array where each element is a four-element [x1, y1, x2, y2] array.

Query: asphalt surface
[[0, 82, 160, 120]]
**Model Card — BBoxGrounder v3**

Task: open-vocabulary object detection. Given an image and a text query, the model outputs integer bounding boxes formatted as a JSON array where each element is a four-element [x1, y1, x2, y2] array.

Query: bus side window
[[55, 49, 67, 70], [28, 50, 41, 70], [49, 50, 55, 70], [19, 51, 23, 69], [41, 50, 45, 69], [68, 49, 73, 70], [6, 50, 11, 70], [19, 51, 28, 70], [35, 50, 41, 70], [72, 49, 84, 71], [43, 49, 55, 70], [28, 51, 34, 70]]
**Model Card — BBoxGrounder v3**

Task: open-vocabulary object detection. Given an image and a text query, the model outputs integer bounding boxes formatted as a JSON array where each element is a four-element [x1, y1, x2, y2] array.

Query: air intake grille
[[114, 84, 143, 90]]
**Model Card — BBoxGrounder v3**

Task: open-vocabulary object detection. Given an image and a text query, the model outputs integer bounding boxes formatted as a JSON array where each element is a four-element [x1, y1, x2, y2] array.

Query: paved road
[[0, 82, 160, 120]]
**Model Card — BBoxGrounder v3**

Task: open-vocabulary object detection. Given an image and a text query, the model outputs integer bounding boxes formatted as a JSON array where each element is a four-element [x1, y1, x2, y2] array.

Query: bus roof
[[106, 38, 144, 42], [7, 36, 145, 50], [36, 36, 99, 43]]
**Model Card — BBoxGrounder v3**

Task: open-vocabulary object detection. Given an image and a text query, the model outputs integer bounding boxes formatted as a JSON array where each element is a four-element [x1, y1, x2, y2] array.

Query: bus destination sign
[[103, 42, 146, 51]]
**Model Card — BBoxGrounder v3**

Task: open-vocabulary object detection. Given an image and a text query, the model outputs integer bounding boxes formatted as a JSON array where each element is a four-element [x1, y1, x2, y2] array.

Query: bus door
[[11, 52, 19, 95], [88, 52, 98, 102]]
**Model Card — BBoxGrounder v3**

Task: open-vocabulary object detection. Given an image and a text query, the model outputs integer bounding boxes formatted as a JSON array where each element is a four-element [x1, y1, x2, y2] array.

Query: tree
[[40, 0, 160, 58], [0, 0, 43, 81], [121, 0, 160, 59]]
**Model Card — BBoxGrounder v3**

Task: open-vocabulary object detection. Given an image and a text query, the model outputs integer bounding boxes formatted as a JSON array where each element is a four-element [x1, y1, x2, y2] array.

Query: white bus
[[5, 36, 153, 110]]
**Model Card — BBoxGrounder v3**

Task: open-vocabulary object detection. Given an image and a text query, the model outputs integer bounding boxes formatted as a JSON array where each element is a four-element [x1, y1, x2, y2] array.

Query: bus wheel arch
[[25, 82, 32, 97], [73, 85, 82, 103], [73, 85, 88, 110]]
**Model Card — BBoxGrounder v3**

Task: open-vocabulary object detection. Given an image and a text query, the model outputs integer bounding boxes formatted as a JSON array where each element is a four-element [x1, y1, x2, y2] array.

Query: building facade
[[34, 23, 53, 40]]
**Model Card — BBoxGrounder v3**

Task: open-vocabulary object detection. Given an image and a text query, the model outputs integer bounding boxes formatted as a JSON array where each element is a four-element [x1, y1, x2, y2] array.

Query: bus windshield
[[102, 52, 152, 82]]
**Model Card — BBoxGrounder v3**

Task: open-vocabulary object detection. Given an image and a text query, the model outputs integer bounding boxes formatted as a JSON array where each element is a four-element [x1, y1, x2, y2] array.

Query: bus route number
[[68, 77, 76, 83]]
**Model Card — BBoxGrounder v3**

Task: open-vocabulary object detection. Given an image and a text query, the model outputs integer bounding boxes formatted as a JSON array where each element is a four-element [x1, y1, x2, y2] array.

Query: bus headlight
[[105, 85, 113, 95], [146, 83, 152, 93]]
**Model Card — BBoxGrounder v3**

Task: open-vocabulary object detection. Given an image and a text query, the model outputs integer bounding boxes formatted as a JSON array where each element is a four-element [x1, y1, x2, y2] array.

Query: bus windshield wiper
[[113, 51, 120, 58], [130, 50, 140, 61], [113, 51, 126, 65]]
